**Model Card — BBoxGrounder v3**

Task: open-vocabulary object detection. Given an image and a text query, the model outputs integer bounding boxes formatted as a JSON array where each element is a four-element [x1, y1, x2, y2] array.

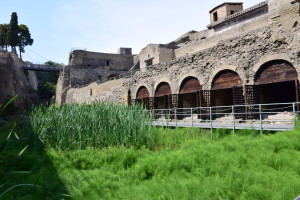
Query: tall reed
[[23, 103, 155, 150]]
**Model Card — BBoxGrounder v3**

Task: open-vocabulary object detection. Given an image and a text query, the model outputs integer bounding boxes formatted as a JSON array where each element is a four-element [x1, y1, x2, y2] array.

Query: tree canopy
[[0, 24, 9, 50], [0, 12, 33, 58], [7, 12, 19, 53], [36, 61, 62, 103], [18, 24, 33, 58]]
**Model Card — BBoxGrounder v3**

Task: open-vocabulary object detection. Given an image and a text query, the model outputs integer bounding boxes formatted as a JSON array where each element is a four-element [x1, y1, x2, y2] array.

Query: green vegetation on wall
[[36, 61, 61, 103]]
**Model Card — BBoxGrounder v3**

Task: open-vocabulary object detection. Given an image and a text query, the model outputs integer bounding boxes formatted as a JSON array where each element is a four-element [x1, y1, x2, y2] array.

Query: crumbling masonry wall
[[56, 0, 300, 105]]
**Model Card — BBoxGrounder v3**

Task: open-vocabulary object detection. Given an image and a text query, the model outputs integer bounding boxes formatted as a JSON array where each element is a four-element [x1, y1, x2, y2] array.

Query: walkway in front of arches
[[148, 102, 300, 133], [151, 121, 293, 132]]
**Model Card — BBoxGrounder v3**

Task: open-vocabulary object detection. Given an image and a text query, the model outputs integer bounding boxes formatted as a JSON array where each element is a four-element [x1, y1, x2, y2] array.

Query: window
[[145, 59, 153, 71], [231, 10, 235, 15], [213, 12, 218, 22], [106, 60, 110, 66]]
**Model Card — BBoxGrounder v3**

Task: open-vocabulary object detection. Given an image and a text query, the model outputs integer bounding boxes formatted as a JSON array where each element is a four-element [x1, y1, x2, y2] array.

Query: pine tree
[[0, 24, 9, 50], [7, 12, 19, 53], [18, 24, 33, 59]]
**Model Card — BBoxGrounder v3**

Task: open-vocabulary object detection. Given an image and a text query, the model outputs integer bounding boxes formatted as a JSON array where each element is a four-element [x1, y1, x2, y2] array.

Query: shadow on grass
[[0, 120, 71, 200]]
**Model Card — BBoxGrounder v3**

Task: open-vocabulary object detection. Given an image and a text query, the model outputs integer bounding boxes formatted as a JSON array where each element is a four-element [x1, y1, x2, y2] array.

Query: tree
[[0, 24, 9, 50], [36, 61, 62, 103], [7, 12, 19, 53], [18, 24, 33, 59]]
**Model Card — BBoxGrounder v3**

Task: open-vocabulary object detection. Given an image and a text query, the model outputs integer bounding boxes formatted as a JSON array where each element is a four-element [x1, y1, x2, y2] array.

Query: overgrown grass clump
[[46, 127, 300, 200], [5, 102, 300, 199], [23, 103, 155, 150]]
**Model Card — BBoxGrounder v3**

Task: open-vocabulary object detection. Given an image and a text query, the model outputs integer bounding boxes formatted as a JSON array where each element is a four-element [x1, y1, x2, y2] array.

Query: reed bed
[[22, 103, 155, 150]]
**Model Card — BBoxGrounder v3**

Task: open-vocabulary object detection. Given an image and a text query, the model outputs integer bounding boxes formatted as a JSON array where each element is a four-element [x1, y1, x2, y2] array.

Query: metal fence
[[148, 102, 300, 134]]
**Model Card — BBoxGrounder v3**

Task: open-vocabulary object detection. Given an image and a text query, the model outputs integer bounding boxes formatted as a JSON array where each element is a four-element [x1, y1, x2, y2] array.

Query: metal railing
[[97, 70, 140, 84], [148, 102, 300, 134], [22, 63, 63, 72]]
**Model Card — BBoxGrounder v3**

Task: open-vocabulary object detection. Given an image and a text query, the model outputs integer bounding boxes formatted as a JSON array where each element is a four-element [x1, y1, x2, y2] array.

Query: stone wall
[[26, 71, 38, 90], [63, 78, 126, 104], [0, 53, 39, 111], [139, 44, 161, 72], [69, 50, 134, 71], [175, 4, 269, 58], [66, 50, 135, 87], [209, 3, 244, 24], [69, 65, 126, 87], [128, 25, 299, 99], [127, 0, 300, 100], [139, 44, 176, 72]]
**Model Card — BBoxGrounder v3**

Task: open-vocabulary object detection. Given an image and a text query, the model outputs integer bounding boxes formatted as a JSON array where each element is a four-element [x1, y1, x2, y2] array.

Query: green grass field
[[1, 104, 300, 200]]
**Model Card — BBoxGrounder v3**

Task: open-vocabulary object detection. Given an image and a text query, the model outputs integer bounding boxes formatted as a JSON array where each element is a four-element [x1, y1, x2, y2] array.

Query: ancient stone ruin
[[56, 0, 300, 111]]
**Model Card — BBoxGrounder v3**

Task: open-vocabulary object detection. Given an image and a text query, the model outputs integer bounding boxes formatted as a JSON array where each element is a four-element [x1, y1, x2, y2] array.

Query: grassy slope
[[44, 127, 300, 200]]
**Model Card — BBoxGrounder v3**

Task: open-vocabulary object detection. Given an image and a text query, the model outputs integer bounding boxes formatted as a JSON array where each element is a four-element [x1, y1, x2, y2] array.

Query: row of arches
[[130, 60, 299, 109]]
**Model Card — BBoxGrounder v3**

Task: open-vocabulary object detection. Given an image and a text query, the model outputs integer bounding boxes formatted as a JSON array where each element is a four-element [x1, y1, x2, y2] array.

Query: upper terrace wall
[[175, 2, 269, 58], [69, 50, 134, 71], [63, 50, 135, 87]]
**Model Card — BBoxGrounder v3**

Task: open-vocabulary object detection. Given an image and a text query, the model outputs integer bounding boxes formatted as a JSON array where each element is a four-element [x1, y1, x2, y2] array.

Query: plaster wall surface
[[211, 6, 227, 22], [139, 44, 161, 72], [159, 47, 175, 64], [226, 4, 244, 15]]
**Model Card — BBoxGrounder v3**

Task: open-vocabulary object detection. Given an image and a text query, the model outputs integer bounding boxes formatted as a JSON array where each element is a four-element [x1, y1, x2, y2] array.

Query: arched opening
[[255, 60, 298, 104], [107, 73, 120, 80], [212, 70, 244, 106], [154, 82, 172, 109], [136, 86, 150, 108], [69, 54, 72, 64], [179, 77, 201, 108]]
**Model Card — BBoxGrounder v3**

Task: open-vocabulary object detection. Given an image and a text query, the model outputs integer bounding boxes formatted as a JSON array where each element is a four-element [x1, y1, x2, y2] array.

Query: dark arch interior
[[155, 82, 171, 109], [179, 77, 201, 108], [107, 73, 120, 80], [255, 60, 298, 104], [136, 86, 150, 99], [212, 70, 243, 106], [135, 86, 150, 108]]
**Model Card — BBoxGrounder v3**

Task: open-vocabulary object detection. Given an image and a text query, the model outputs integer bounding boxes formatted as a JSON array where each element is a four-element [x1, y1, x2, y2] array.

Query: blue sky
[[1, 0, 263, 65]]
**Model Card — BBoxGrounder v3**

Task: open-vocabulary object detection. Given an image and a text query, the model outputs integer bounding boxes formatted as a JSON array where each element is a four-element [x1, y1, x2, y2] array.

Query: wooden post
[[245, 85, 259, 120], [149, 97, 155, 110], [295, 79, 299, 111], [259, 104, 262, 135]]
